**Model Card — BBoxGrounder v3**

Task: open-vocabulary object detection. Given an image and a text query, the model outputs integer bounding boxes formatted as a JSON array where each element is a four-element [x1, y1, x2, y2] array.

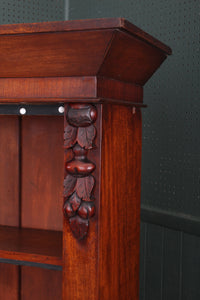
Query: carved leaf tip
[[76, 176, 95, 201], [63, 175, 77, 197], [77, 125, 96, 149], [64, 124, 77, 148]]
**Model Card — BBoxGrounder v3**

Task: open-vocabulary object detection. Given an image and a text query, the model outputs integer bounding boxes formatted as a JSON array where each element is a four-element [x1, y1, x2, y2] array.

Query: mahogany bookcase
[[0, 18, 171, 300]]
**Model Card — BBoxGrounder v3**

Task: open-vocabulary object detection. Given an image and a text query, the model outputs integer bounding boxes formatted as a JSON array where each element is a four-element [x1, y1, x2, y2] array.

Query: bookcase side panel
[[99, 104, 142, 300]]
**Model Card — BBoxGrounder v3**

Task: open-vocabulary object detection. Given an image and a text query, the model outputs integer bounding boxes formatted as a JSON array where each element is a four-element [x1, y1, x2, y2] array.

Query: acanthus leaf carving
[[64, 124, 77, 148], [63, 174, 77, 198], [76, 176, 95, 201], [77, 125, 96, 149], [68, 192, 81, 211]]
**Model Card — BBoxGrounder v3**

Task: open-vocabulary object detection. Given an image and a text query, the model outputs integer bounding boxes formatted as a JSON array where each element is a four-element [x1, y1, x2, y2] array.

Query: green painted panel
[[145, 224, 164, 300], [163, 228, 182, 300], [182, 233, 200, 300], [139, 222, 147, 300]]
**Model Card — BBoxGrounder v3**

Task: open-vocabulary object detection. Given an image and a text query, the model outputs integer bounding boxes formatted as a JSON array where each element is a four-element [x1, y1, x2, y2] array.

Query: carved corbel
[[63, 104, 97, 240]]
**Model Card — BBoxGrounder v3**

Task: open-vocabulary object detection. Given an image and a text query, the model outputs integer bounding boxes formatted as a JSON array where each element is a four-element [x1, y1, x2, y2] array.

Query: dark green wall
[[0, 0, 66, 24], [69, 1, 200, 299]]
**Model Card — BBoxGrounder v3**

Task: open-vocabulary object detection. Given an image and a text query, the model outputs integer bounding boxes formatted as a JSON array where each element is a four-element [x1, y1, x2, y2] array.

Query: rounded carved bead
[[66, 143, 96, 177], [63, 201, 75, 218], [66, 160, 95, 177], [72, 144, 87, 158], [67, 105, 97, 127], [78, 202, 95, 219]]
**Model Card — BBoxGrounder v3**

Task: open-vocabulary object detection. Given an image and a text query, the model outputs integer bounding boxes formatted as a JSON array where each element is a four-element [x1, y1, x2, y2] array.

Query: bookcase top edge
[[0, 18, 171, 55]]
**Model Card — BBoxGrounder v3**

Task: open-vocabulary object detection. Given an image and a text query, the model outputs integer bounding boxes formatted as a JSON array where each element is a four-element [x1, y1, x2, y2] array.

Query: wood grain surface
[[99, 104, 142, 299], [63, 104, 142, 300], [21, 116, 64, 231], [0, 77, 96, 102], [0, 263, 19, 300], [0, 116, 20, 300], [0, 30, 113, 78], [0, 226, 62, 266], [0, 116, 19, 226], [0, 76, 143, 105], [21, 266, 62, 300], [99, 30, 167, 85], [97, 77, 143, 103], [0, 18, 171, 55]]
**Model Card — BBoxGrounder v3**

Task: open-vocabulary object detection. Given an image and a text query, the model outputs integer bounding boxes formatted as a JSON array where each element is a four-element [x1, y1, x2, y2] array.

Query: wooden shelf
[[0, 226, 62, 266]]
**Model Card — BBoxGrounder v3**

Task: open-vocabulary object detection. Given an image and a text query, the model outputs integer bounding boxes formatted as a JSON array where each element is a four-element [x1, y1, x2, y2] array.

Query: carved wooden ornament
[[63, 104, 97, 240]]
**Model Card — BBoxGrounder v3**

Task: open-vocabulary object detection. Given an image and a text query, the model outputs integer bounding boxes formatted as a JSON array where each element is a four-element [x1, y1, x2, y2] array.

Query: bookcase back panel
[[21, 116, 64, 231], [0, 263, 19, 300], [0, 116, 19, 227], [21, 266, 62, 300], [0, 115, 63, 299]]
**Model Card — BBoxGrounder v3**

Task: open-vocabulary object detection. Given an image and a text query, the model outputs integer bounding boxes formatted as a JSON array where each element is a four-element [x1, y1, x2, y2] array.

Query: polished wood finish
[[0, 19, 170, 101], [0, 116, 19, 226], [99, 30, 167, 85], [97, 77, 143, 103], [21, 116, 63, 231], [21, 116, 63, 298], [63, 105, 142, 300], [21, 267, 62, 300], [0, 76, 143, 104], [0, 18, 171, 300], [0, 77, 97, 102], [62, 105, 101, 300], [99, 104, 142, 299], [0, 30, 113, 78], [0, 18, 171, 55], [0, 226, 62, 266], [0, 116, 20, 300], [0, 263, 19, 300]]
